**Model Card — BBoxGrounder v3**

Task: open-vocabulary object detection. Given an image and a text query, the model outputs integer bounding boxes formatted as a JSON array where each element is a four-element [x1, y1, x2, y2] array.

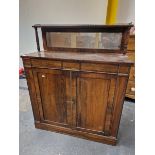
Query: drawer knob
[[42, 75, 45, 78], [131, 87, 135, 92]]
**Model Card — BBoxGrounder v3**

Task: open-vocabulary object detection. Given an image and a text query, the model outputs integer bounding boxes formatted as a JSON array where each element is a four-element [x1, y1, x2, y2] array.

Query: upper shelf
[[32, 24, 133, 31], [32, 24, 134, 54]]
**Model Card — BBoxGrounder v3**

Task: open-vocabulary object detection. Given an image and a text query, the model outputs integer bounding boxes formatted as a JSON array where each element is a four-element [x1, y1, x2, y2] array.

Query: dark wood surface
[[34, 27, 40, 52], [32, 24, 133, 54], [32, 24, 133, 31], [22, 55, 132, 145], [76, 72, 117, 136], [22, 51, 133, 65], [126, 35, 135, 99], [22, 24, 133, 145]]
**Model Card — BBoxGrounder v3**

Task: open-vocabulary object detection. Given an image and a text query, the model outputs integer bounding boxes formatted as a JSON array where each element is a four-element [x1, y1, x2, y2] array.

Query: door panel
[[33, 69, 76, 127], [38, 72, 66, 123], [77, 72, 116, 135], [33, 68, 117, 134]]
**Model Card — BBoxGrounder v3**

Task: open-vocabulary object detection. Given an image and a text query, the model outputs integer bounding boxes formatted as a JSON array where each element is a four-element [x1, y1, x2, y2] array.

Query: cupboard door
[[33, 69, 76, 127], [76, 72, 117, 136]]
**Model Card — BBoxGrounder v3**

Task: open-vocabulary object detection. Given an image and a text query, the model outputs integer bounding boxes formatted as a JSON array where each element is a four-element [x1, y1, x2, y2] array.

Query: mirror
[[46, 32, 122, 50]]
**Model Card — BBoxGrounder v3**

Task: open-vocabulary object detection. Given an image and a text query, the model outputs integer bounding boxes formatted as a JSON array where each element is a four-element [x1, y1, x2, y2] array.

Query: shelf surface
[[21, 51, 133, 65]]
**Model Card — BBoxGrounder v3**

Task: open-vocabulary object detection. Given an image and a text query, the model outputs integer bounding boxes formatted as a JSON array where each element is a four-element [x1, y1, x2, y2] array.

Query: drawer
[[129, 67, 135, 80], [23, 58, 31, 67], [126, 81, 135, 95], [127, 36, 135, 50], [31, 59, 61, 68], [119, 65, 130, 74], [81, 63, 118, 73], [62, 62, 80, 70]]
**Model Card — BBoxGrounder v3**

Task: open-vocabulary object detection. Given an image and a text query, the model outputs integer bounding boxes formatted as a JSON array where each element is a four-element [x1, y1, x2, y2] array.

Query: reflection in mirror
[[98, 33, 122, 49], [46, 32, 122, 50], [76, 33, 96, 48], [46, 32, 72, 48]]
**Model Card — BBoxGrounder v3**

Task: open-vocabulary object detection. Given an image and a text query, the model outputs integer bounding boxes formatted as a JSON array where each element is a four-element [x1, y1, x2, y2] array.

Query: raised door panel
[[33, 69, 76, 127], [76, 72, 117, 135]]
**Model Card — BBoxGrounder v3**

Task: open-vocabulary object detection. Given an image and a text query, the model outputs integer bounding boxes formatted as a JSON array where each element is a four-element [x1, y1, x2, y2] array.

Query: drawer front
[[129, 67, 135, 80], [23, 58, 31, 67], [31, 59, 61, 68], [81, 63, 118, 73], [126, 81, 135, 95], [62, 62, 80, 70], [119, 65, 130, 74]]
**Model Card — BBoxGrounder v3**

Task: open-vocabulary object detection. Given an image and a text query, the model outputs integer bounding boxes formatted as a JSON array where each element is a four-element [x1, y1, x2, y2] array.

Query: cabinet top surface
[[22, 51, 133, 65]]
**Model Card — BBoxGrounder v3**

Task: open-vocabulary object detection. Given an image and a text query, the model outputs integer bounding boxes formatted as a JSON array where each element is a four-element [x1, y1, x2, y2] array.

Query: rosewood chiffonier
[[21, 24, 134, 145]]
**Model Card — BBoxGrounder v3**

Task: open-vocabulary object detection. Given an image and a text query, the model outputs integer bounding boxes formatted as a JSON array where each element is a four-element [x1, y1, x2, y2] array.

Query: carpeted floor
[[19, 78, 135, 155]]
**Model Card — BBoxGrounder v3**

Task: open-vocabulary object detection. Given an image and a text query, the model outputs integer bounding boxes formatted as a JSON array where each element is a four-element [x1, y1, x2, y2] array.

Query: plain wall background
[[117, 0, 135, 23], [19, 0, 108, 55], [19, 0, 135, 66]]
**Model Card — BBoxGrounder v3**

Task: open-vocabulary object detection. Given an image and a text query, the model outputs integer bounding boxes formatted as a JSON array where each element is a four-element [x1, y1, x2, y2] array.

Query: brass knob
[[42, 75, 45, 78]]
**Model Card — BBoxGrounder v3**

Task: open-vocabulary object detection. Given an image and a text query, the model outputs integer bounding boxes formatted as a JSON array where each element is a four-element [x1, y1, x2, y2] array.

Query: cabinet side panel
[[24, 67, 41, 122], [111, 76, 129, 137]]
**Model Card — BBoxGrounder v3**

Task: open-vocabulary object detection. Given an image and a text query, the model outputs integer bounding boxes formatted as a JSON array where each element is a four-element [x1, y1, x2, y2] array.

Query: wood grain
[[21, 24, 133, 145], [22, 51, 133, 65], [32, 24, 133, 54], [125, 35, 135, 99]]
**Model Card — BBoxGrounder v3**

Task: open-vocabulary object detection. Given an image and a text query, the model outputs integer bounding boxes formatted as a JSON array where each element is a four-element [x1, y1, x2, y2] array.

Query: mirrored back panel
[[33, 24, 133, 53], [46, 32, 122, 50]]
